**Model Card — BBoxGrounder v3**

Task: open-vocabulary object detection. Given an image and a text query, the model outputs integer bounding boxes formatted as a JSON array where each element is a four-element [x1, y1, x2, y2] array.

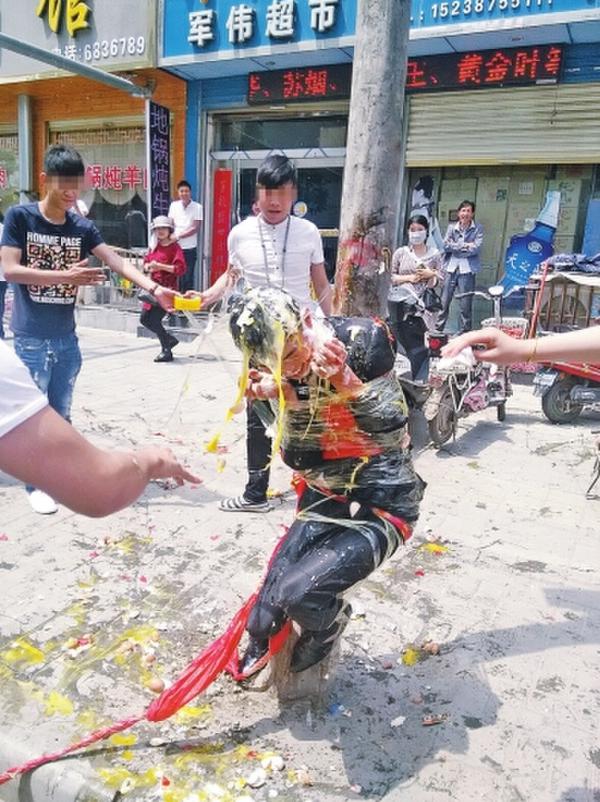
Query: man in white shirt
[[168, 180, 203, 293], [198, 155, 332, 512], [0, 339, 198, 516]]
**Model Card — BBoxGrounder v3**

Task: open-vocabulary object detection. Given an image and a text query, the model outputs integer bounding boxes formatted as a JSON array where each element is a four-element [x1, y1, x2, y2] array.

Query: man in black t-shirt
[[1, 145, 176, 514], [226, 287, 425, 678]]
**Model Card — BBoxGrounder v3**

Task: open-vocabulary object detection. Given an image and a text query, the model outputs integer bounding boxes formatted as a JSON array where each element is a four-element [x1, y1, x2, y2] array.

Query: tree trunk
[[333, 0, 410, 317]]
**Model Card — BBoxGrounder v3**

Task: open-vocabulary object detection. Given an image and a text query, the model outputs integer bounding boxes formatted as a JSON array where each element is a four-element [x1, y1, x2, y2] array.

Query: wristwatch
[[148, 282, 159, 297]]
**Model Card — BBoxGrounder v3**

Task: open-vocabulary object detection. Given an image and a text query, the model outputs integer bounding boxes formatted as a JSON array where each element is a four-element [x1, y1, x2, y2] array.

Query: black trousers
[[180, 248, 197, 294], [437, 271, 475, 334], [244, 400, 272, 502], [140, 305, 171, 350], [388, 304, 428, 379], [247, 462, 424, 641]]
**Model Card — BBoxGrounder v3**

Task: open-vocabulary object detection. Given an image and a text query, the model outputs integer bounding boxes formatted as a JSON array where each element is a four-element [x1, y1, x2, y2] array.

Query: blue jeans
[[14, 333, 82, 494], [14, 332, 82, 421]]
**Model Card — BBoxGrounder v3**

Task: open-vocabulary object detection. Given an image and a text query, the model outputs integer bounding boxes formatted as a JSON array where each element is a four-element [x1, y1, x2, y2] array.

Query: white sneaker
[[27, 489, 58, 515]]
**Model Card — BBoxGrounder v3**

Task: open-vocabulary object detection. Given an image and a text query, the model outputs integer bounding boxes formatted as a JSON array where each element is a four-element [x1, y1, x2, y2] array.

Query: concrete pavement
[[0, 321, 599, 802]]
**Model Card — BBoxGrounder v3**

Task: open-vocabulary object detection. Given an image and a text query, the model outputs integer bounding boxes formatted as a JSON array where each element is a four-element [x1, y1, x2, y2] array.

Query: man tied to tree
[[227, 287, 425, 677]]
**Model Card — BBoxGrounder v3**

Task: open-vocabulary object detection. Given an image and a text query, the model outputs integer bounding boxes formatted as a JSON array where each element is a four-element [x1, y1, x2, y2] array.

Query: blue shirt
[[1, 203, 104, 338]]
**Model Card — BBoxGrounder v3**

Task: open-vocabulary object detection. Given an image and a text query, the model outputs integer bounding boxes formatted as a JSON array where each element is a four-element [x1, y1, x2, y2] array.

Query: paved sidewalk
[[1, 323, 599, 802]]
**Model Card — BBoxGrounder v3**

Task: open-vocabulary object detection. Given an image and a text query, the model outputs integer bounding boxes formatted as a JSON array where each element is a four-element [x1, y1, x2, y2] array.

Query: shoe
[[238, 637, 270, 679], [166, 334, 179, 350], [27, 489, 58, 515], [290, 604, 352, 674], [219, 495, 273, 513], [154, 349, 173, 363]]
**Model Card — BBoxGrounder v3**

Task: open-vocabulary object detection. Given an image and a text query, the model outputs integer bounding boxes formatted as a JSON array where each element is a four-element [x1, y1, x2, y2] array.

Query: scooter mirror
[[488, 285, 504, 297]]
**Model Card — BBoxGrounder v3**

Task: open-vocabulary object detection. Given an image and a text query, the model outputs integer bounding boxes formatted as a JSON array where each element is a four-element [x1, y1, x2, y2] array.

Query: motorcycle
[[423, 284, 526, 446], [534, 361, 600, 423]]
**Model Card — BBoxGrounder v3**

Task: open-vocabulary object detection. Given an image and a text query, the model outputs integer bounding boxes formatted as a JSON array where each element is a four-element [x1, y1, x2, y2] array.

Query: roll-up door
[[406, 84, 600, 166]]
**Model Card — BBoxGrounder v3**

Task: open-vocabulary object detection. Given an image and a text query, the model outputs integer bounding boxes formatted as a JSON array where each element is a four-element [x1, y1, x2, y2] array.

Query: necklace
[[257, 215, 291, 288]]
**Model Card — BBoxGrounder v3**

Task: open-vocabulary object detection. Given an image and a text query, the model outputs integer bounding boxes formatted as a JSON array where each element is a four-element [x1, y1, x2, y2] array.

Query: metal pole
[[0, 33, 152, 99], [17, 95, 33, 204], [333, 0, 410, 317]]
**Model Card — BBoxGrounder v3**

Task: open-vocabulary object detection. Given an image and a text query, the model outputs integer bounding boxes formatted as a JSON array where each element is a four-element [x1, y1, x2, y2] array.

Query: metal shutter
[[406, 83, 600, 166]]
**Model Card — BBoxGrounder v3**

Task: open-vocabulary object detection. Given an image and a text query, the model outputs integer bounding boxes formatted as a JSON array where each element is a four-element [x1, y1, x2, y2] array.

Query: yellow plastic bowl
[[174, 295, 202, 311]]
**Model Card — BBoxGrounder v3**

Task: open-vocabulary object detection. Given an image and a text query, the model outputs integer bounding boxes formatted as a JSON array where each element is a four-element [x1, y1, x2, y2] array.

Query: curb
[[0, 735, 116, 802]]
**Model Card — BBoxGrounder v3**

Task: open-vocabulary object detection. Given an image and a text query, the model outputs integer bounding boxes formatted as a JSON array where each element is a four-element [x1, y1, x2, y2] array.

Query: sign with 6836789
[[83, 36, 147, 63]]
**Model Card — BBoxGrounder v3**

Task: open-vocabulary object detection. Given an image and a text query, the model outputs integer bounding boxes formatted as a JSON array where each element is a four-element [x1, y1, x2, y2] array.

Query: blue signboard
[[162, 0, 600, 61], [162, 0, 357, 61]]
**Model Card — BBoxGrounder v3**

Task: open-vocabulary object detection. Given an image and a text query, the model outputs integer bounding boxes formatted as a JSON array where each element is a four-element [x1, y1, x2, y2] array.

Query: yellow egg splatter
[[402, 647, 422, 666], [45, 691, 74, 716], [420, 542, 449, 554], [110, 733, 138, 747], [1, 638, 45, 665]]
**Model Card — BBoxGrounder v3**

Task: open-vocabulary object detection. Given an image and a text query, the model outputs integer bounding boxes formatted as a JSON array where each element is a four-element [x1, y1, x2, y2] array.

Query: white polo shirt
[[0, 340, 48, 439], [227, 215, 324, 309], [168, 199, 203, 250]]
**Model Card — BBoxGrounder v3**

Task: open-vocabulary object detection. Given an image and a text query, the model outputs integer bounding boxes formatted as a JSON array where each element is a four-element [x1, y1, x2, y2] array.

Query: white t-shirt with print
[[0, 340, 48, 439], [227, 215, 324, 309], [168, 199, 203, 250]]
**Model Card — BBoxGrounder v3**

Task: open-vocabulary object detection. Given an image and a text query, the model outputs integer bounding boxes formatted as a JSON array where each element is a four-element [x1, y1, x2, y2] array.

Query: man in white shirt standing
[[168, 180, 203, 293], [198, 155, 332, 512]]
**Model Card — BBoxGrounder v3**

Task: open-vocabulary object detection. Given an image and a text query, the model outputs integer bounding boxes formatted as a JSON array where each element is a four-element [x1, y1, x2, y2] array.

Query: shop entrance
[[205, 109, 347, 288]]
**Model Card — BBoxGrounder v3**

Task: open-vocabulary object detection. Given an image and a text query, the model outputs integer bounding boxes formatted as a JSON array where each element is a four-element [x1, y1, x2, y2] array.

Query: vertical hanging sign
[[211, 168, 233, 285], [146, 100, 171, 236]]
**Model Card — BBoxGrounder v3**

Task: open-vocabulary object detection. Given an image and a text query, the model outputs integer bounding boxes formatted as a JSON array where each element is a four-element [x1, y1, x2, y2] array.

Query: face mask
[[409, 230, 427, 245]]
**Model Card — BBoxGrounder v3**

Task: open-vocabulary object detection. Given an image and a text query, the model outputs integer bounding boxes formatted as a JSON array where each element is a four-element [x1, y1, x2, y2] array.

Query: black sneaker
[[238, 637, 270, 679], [290, 604, 352, 674], [154, 349, 174, 363]]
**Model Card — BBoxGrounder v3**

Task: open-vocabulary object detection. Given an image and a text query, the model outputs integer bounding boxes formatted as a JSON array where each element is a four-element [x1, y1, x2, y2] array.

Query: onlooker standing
[[197, 155, 332, 513], [436, 200, 484, 334], [168, 180, 202, 293], [141, 215, 185, 363], [388, 214, 443, 375], [1, 144, 176, 515]]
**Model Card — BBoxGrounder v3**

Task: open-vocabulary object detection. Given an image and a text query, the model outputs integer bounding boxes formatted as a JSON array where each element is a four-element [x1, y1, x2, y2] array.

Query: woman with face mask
[[388, 214, 444, 371]]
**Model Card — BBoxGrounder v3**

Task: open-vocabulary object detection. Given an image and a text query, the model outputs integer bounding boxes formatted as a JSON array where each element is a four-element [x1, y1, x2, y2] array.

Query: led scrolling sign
[[247, 44, 563, 104]]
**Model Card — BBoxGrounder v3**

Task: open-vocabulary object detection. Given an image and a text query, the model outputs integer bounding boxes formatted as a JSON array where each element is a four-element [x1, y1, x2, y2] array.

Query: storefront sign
[[146, 101, 172, 220], [248, 63, 351, 104], [84, 164, 148, 191], [411, 0, 600, 31], [211, 168, 233, 285], [0, 0, 155, 80], [406, 44, 563, 92], [162, 0, 356, 62]]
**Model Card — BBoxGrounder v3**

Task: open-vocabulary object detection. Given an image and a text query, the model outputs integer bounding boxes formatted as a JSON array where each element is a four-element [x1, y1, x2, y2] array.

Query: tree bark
[[333, 0, 410, 317]]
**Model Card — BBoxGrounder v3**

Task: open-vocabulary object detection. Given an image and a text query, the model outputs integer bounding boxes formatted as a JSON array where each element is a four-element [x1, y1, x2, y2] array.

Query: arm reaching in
[[0, 406, 200, 518], [442, 326, 600, 366]]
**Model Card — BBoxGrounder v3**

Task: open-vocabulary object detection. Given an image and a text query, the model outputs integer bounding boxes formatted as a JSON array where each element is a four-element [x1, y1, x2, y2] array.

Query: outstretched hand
[[441, 328, 529, 365], [137, 446, 201, 486]]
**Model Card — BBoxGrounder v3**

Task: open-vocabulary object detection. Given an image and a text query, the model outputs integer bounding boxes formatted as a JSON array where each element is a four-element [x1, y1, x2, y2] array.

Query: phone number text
[[53, 36, 146, 64], [429, 0, 553, 20]]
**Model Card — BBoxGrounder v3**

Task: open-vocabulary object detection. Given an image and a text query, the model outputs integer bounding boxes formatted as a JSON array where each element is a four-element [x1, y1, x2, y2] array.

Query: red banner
[[210, 168, 232, 286]]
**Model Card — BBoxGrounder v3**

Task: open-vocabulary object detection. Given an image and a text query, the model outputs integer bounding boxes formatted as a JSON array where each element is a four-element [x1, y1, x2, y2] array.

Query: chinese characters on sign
[[188, 0, 340, 47], [406, 45, 563, 92], [35, 0, 90, 37], [248, 63, 351, 104], [85, 164, 147, 192], [147, 101, 171, 219]]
